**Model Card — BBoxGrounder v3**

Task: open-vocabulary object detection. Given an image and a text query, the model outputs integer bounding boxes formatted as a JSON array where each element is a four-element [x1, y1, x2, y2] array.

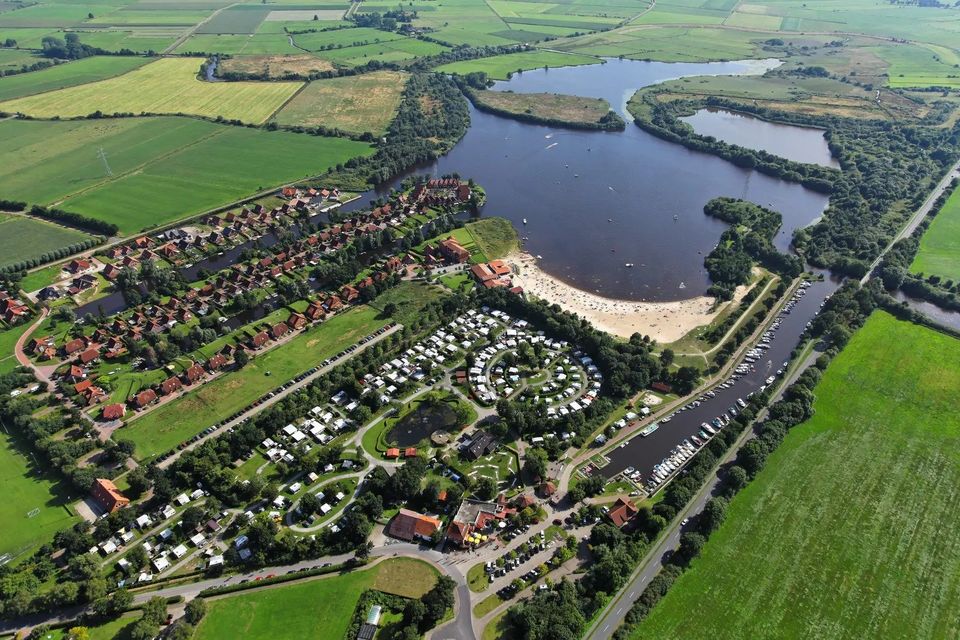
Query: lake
[[681, 108, 839, 168], [357, 58, 830, 302]]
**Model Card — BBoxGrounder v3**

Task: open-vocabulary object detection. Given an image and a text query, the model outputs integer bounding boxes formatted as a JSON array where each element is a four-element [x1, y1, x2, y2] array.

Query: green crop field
[[875, 43, 960, 89], [122, 305, 389, 460], [0, 55, 149, 101], [194, 558, 438, 640], [553, 25, 763, 61], [0, 117, 372, 235], [0, 430, 79, 562], [632, 311, 960, 640], [0, 57, 301, 124], [437, 50, 600, 79], [0, 214, 92, 269], [274, 70, 408, 135], [911, 187, 960, 282]]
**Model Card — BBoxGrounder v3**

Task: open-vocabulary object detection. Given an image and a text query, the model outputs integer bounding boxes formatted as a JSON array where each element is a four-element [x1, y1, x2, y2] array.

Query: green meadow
[[194, 558, 438, 640], [437, 50, 600, 79], [632, 312, 960, 640], [0, 55, 149, 101], [0, 214, 92, 269], [0, 429, 79, 562], [0, 117, 373, 235], [911, 187, 960, 282]]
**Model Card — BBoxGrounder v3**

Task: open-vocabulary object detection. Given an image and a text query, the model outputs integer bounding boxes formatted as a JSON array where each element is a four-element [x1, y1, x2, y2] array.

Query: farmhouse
[[91, 478, 130, 513], [607, 496, 638, 529], [386, 509, 442, 542]]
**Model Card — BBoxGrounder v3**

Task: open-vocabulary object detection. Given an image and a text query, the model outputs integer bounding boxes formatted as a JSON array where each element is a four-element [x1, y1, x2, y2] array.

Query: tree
[[184, 598, 207, 625], [421, 575, 456, 627], [660, 348, 675, 367], [726, 465, 748, 493], [299, 492, 321, 516], [234, 349, 249, 368], [675, 532, 706, 565], [523, 447, 549, 482], [126, 466, 151, 498], [698, 497, 727, 534], [66, 627, 90, 640], [475, 476, 497, 500], [383, 301, 398, 317]]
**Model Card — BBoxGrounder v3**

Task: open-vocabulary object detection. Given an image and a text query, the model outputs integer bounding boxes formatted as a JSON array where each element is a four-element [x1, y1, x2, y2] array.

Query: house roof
[[387, 509, 441, 541], [608, 496, 639, 528], [102, 403, 126, 420]]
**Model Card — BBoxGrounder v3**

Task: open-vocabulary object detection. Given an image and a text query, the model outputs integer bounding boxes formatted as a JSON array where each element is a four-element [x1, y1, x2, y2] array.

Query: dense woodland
[[702, 197, 803, 299]]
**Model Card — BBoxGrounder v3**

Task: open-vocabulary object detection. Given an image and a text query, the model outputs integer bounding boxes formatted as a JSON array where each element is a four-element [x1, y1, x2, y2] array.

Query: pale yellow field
[[0, 58, 302, 124]]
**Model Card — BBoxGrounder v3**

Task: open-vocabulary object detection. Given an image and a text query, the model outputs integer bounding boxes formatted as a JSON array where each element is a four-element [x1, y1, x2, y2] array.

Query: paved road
[[156, 323, 401, 469]]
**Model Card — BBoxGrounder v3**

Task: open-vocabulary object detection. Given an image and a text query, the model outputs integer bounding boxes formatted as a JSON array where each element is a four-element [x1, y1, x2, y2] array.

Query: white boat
[[522, 218, 527, 224], [625, 263, 634, 268]]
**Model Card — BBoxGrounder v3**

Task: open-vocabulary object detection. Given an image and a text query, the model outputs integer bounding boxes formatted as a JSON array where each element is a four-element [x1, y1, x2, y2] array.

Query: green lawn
[[122, 305, 388, 460], [0, 213, 93, 270], [0, 55, 149, 102], [0, 117, 373, 235], [437, 50, 600, 80], [632, 311, 960, 639], [19, 262, 71, 293], [52, 613, 142, 640], [464, 217, 519, 260], [0, 429, 79, 562], [194, 558, 438, 640], [911, 186, 960, 282], [365, 280, 446, 326]]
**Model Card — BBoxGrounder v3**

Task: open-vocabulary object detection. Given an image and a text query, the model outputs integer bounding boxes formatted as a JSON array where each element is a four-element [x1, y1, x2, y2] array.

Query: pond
[[388, 400, 459, 447], [680, 108, 839, 168], [352, 58, 830, 302]]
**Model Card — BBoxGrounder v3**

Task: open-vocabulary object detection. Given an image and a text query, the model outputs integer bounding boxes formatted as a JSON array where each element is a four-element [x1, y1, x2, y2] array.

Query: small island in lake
[[469, 89, 625, 131]]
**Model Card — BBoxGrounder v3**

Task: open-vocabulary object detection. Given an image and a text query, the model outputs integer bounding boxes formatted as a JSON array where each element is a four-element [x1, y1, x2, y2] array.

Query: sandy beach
[[505, 251, 751, 343]]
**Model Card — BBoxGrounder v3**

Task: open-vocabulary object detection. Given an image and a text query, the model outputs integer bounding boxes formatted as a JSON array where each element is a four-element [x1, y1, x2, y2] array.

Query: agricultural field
[[632, 312, 960, 640], [217, 53, 335, 77], [437, 50, 600, 80], [194, 558, 438, 640], [0, 430, 79, 562], [0, 48, 41, 72], [911, 187, 960, 282], [274, 70, 408, 135], [874, 43, 960, 89], [121, 305, 389, 460], [0, 57, 301, 124], [407, 0, 640, 46], [0, 117, 373, 235], [0, 55, 149, 101], [175, 32, 301, 55], [0, 214, 93, 270], [472, 90, 616, 127], [552, 25, 764, 61], [309, 36, 449, 66]]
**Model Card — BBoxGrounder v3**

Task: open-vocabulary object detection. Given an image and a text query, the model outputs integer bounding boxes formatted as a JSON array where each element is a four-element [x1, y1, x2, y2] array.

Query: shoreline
[[505, 251, 750, 343]]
